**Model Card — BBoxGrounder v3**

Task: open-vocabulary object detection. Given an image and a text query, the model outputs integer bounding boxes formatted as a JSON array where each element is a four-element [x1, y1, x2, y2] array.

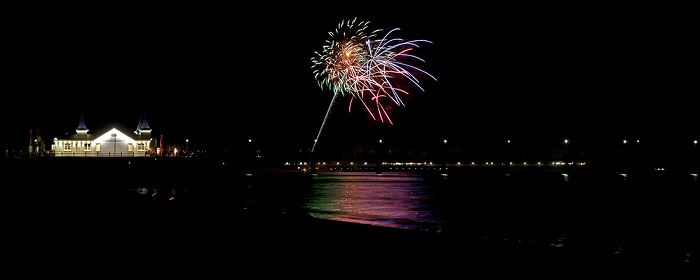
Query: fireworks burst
[[312, 18, 435, 125], [311, 18, 435, 152]]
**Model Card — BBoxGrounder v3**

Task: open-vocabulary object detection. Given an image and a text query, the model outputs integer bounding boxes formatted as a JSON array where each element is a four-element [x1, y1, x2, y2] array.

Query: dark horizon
[[3, 4, 697, 154]]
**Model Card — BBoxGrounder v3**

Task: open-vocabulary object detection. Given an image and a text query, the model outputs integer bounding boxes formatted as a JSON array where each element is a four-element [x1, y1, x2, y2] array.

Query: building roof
[[93, 127, 137, 143], [136, 112, 151, 132], [76, 114, 88, 132], [61, 111, 153, 141]]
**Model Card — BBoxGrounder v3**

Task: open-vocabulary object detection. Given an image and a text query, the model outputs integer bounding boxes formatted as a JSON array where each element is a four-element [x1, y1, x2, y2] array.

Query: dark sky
[[2, 3, 697, 153]]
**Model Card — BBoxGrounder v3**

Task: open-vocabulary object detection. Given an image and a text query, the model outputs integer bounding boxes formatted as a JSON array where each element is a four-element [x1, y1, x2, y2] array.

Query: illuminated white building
[[53, 114, 153, 157]]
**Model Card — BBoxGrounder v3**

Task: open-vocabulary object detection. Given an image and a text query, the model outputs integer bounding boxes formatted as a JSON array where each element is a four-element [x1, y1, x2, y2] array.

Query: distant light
[[623, 139, 627, 144], [507, 140, 511, 143], [636, 139, 640, 143], [564, 139, 569, 144], [443, 139, 447, 144], [695, 140, 698, 145], [379, 139, 383, 143], [186, 139, 189, 143], [248, 139, 252, 143]]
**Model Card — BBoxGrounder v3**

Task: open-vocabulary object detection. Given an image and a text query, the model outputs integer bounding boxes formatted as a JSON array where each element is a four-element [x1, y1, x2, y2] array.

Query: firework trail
[[312, 92, 337, 153], [311, 18, 435, 152]]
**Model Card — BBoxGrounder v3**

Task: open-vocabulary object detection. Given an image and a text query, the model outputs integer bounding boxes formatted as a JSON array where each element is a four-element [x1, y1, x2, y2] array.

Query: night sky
[[3, 4, 696, 154]]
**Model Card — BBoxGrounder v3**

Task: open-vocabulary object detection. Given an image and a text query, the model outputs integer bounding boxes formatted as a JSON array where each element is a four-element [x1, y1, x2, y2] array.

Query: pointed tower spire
[[76, 111, 88, 133], [135, 115, 143, 133], [135, 110, 152, 139], [140, 112, 151, 131]]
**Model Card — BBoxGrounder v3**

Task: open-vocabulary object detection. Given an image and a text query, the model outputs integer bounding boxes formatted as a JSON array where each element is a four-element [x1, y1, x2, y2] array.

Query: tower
[[135, 111, 152, 140], [76, 112, 89, 139]]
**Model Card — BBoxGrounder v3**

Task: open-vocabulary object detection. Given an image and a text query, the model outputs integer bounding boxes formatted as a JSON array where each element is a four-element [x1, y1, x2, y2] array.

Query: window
[[84, 142, 91, 151], [64, 142, 71, 151], [137, 143, 145, 151], [128, 143, 133, 152], [95, 143, 101, 152]]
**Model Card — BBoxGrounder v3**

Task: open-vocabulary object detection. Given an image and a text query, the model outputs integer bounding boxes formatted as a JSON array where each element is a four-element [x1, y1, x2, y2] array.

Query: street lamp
[[185, 139, 189, 152]]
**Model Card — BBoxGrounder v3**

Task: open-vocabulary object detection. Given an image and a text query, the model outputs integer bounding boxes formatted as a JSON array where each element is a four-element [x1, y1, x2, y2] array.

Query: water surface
[[303, 172, 444, 229]]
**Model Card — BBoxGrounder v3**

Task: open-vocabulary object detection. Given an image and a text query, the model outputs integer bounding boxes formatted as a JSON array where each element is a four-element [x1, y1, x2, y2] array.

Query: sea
[[4, 158, 698, 266]]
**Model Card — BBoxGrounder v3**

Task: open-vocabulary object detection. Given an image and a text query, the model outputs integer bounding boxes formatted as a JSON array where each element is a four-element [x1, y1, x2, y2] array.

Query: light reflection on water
[[304, 172, 443, 229]]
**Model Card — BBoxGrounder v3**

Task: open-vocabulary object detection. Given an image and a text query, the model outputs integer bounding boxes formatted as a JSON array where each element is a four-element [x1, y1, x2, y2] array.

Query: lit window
[[95, 143, 101, 152], [64, 142, 71, 151], [84, 142, 91, 151], [137, 143, 145, 151], [128, 143, 133, 152]]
